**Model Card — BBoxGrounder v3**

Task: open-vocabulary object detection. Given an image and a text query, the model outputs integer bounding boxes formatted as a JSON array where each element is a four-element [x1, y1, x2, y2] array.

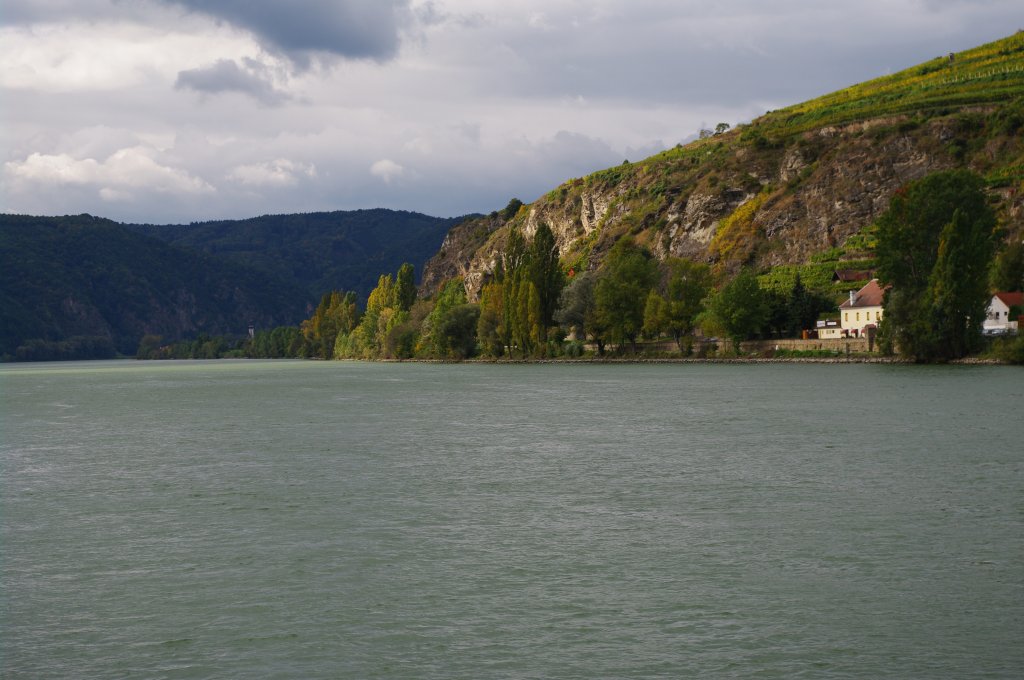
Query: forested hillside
[[3, 209, 461, 360], [0, 214, 306, 359], [129, 209, 461, 301]]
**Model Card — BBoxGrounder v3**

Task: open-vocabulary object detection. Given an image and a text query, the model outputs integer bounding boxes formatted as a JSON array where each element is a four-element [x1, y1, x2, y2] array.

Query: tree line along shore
[[136, 170, 1024, 365]]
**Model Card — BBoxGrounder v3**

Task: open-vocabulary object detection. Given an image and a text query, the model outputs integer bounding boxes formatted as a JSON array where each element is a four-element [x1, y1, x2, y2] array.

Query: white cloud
[[5, 148, 214, 197], [370, 159, 405, 183], [228, 159, 317, 187], [2, 0, 1023, 223], [0, 18, 258, 92]]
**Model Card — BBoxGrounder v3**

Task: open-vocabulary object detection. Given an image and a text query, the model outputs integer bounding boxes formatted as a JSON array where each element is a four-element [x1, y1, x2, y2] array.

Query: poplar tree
[[876, 170, 996, 360]]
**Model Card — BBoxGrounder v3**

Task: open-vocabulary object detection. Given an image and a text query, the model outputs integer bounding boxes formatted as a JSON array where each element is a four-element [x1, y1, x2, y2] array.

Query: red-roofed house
[[838, 279, 886, 338], [984, 292, 1023, 334]]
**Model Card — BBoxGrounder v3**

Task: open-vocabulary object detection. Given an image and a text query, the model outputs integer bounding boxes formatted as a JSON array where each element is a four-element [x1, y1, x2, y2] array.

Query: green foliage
[[423, 278, 469, 357], [710, 189, 772, 264], [0, 214, 305, 358], [991, 241, 1024, 291], [529, 223, 565, 329], [501, 198, 524, 221], [395, 263, 417, 311], [436, 304, 481, 359], [554, 271, 597, 343], [926, 208, 997, 358], [302, 290, 360, 359], [702, 269, 768, 353], [755, 33, 1024, 137], [988, 334, 1024, 363], [129, 208, 457, 302], [594, 238, 658, 352], [476, 281, 507, 358], [14, 336, 116, 362], [659, 258, 713, 350], [876, 170, 997, 360]]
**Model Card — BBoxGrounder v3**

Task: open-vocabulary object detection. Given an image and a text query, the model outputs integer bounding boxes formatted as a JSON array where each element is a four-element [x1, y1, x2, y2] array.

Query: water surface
[[2, 360, 1022, 678]]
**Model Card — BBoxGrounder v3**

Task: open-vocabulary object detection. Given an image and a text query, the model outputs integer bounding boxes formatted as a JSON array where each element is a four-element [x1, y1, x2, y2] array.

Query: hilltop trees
[[876, 170, 996, 361]]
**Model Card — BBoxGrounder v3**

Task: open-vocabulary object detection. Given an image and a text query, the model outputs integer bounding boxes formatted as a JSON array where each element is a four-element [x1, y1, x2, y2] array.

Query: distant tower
[[248, 324, 255, 339]]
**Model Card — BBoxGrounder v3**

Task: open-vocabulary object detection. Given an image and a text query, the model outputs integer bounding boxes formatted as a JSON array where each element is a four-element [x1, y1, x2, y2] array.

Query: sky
[[2, 1, 1023, 224]]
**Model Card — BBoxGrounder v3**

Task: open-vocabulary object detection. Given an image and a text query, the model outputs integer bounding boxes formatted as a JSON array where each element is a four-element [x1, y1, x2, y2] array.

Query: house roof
[[839, 279, 886, 309], [993, 292, 1024, 308]]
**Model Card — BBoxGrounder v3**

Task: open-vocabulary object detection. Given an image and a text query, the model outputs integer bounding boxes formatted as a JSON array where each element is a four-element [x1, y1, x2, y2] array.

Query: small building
[[838, 279, 886, 338], [816, 318, 842, 339], [984, 292, 1023, 334]]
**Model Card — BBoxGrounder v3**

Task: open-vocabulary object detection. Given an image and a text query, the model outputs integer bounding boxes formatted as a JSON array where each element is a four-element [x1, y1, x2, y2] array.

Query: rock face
[[422, 110, 1023, 301]]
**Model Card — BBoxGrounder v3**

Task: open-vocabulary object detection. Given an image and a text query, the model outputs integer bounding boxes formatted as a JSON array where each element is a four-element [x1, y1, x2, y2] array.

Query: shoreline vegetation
[[6, 36, 1024, 367]]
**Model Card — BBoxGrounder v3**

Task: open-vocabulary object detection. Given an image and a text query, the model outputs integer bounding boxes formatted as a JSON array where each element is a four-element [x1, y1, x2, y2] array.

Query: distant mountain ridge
[[1, 209, 460, 359], [127, 208, 462, 301]]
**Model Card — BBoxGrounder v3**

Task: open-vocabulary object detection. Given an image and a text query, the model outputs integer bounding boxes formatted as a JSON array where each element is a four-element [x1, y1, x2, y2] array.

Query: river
[[2, 360, 1022, 678]]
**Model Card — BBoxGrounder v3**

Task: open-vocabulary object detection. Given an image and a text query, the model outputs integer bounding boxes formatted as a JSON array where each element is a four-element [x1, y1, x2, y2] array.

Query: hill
[[0, 214, 308, 359], [422, 33, 1024, 300], [3, 209, 460, 360], [128, 209, 461, 302]]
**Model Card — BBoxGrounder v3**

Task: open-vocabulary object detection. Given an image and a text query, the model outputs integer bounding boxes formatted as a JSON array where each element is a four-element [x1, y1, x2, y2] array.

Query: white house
[[816, 318, 843, 339], [984, 292, 1023, 334], [838, 279, 886, 338]]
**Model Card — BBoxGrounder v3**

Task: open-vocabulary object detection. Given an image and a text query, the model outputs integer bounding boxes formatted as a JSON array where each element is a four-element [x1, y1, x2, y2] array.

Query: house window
[[876, 311, 881, 321], [844, 313, 848, 322], [856, 312, 860, 322]]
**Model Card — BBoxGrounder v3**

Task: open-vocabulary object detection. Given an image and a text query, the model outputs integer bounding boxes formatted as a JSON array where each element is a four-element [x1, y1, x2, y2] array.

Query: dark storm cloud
[[175, 59, 288, 105], [163, 0, 411, 65]]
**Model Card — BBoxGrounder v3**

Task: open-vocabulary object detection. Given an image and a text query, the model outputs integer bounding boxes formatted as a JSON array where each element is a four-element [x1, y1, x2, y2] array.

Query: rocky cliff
[[422, 34, 1024, 301]]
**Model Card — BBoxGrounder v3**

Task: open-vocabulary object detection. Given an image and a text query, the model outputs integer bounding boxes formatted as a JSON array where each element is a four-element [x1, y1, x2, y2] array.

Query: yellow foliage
[[710, 190, 772, 263]]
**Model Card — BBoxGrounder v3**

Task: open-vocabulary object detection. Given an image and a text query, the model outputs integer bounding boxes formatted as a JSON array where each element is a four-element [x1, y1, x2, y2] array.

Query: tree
[[423, 278, 468, 357], [594, 238, 658, 353], [395, 263, 417, 312], [991, 240, 1024, 292], [437, 304, 480, 359], [642, 290, 668, 340], [662, 258, 713, 351], [876, 170, 996, 361], [529, 222, 565, 332], [702, 269, 767, 353], [476, 281, 507, 357], [555, 270, 597, 346], [926, 209, 995, 358]]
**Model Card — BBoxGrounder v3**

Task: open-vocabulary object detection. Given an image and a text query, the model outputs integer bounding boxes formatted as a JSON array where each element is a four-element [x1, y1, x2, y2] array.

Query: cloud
[[370, 159, 405, 183], [162, 0, 412, 66], [5, 148, 214, 198], [228, 159, 316, 187], [176, 59, 288, 105]]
